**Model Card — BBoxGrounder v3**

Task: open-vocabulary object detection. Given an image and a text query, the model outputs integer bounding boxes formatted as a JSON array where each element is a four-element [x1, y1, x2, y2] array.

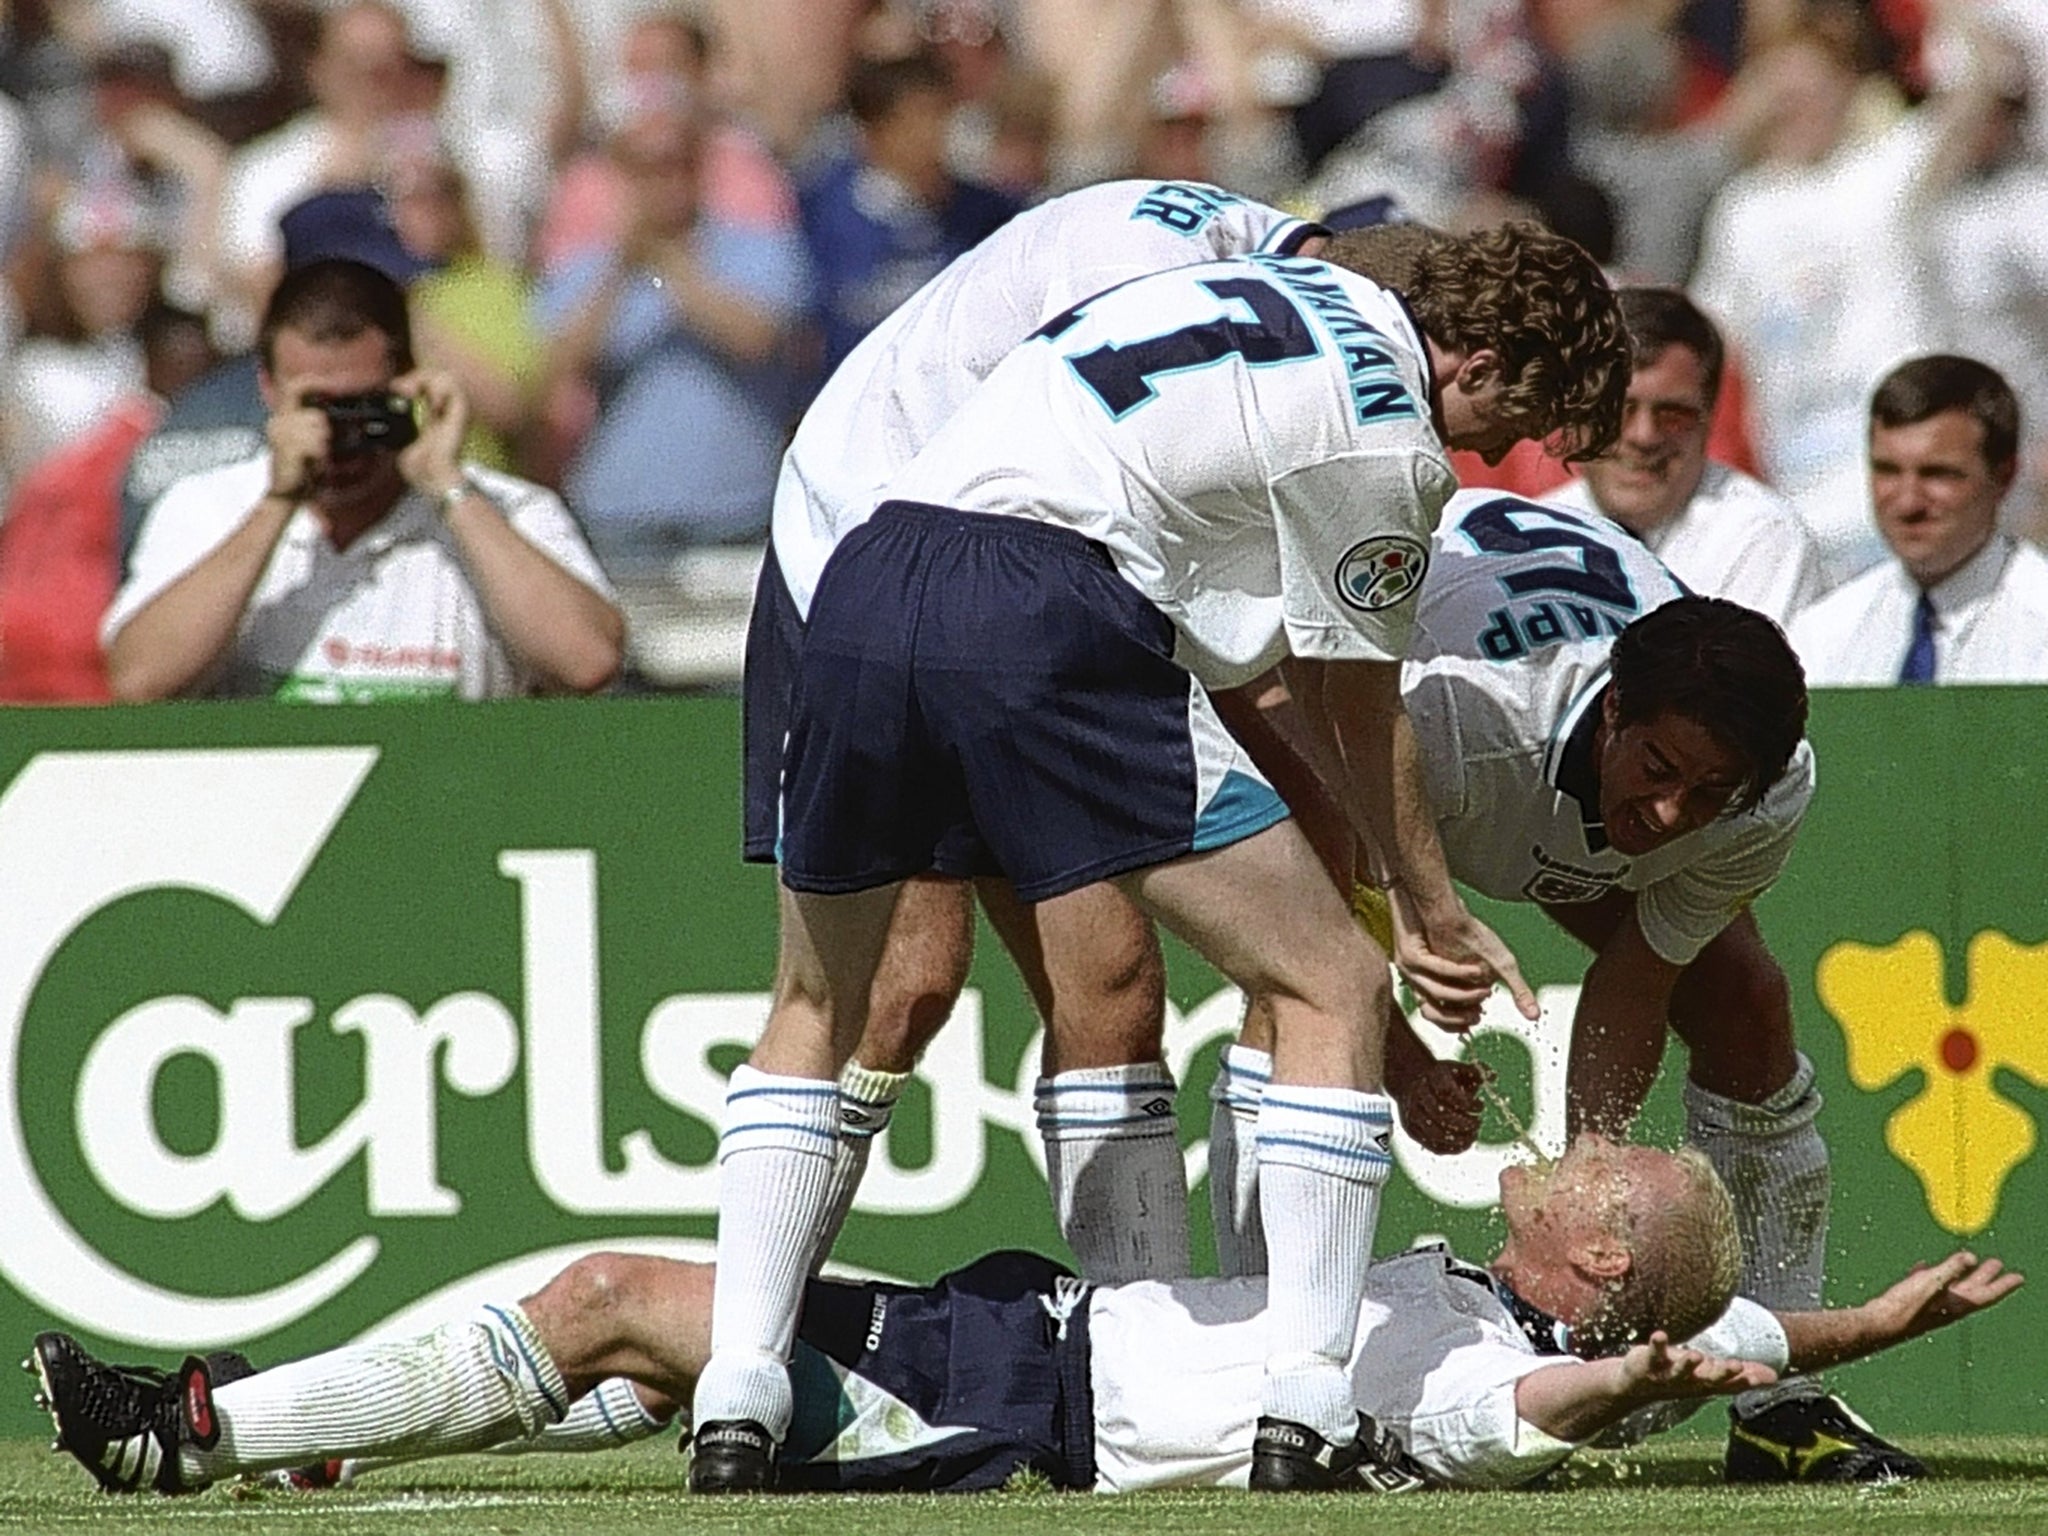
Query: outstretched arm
[[1517, 1252, 2022, 1447], [1514, 1333, 1777, 1445], [1778, 1252, 2023, 1374]]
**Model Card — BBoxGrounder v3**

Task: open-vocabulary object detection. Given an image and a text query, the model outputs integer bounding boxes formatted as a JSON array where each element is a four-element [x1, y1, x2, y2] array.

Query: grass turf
[[0, 1436, 2044, 1536]]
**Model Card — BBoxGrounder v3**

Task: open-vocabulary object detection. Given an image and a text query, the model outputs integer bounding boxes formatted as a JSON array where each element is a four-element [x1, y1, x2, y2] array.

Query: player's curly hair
[[1610, 596, 1808, 813], [1397, 222, 1630, 464], [1577, 1147, 1743, 1353]]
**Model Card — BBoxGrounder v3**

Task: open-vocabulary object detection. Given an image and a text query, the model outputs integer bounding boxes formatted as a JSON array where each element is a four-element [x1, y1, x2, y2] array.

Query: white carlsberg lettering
[[0, 747, 381, 1346], [501, 850, 704, 1211], [1395, 983, 1576, 1205], [79, 993, 518, 1222]]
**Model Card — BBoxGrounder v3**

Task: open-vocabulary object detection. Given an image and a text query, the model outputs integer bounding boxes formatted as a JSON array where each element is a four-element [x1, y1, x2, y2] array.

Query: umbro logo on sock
[[1141, 1097, 1174, 1117]]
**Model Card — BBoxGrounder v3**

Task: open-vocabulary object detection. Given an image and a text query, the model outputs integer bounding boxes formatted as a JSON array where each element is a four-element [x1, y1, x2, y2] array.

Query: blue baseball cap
[[279, 187, 439, 284]]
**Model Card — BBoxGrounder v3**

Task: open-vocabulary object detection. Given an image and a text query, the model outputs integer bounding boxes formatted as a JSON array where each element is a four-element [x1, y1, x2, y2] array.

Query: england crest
[[1336, 535, 1428, 612]]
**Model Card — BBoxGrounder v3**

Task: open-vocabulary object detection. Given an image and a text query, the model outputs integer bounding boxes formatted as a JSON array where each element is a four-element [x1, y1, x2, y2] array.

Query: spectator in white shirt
[[1790, 355, 2048, 685], [1546, 288, 1826, 626]]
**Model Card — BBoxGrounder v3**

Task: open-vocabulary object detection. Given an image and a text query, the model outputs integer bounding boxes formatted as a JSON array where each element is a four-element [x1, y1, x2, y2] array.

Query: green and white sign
[[0, 693, 2039, 1437]]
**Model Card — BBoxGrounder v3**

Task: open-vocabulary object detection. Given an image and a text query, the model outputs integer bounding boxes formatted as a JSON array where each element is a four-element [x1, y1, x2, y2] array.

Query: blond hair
[[1578, 1147, 1743, 1353], [1397, 221, 1630, 464]]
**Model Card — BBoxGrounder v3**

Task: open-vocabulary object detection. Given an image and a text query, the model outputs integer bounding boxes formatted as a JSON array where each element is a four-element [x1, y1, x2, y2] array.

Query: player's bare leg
[[811, 875, 975, 1271], [523, 1255, 713, 1403], [980, 879, 1180, 1282], [693, 881, 900, 1490], [1118, 820, 1394, 1482]]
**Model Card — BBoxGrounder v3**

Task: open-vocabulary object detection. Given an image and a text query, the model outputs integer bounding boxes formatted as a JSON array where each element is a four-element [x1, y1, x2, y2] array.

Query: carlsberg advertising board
[[0, 693, 2039, 1437]]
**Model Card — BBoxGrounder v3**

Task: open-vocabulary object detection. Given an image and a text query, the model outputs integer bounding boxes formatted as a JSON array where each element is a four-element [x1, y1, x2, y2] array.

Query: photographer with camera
[[104, 258, 624, 701]]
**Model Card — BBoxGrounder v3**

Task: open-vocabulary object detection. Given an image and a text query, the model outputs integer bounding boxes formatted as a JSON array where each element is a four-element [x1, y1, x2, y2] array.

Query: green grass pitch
[[0, 1437, 2043, 1535]]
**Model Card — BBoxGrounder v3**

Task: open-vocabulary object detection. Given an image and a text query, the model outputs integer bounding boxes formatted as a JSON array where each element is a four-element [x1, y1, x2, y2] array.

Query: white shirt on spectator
[[104, 454, 615, 700], [1544, 462, 1829, 626], [1788, 533, 2048, 685]]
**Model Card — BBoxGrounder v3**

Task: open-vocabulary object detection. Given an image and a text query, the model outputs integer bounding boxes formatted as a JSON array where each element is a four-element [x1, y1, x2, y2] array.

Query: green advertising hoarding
[[0, 691, 2039, 1440]]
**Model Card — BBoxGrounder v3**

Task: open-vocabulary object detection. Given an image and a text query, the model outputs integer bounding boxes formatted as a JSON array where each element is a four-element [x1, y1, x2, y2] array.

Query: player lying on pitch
[[29, 1136, 2018, 1498]]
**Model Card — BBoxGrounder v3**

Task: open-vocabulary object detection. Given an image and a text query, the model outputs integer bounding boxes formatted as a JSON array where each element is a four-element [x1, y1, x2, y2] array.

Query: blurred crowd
[[0, 0, 2043, 695]]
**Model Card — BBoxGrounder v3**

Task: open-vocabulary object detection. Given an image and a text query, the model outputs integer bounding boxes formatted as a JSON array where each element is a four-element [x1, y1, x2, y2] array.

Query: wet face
[[1498, 1135, 1687, 1251], [1869, 409, 2011, 588], [1499, 1134, 1628, 1247], [262, 325, 406, 524], [1595, 695, 1750, 856], [1580, 343, 1712, 533]]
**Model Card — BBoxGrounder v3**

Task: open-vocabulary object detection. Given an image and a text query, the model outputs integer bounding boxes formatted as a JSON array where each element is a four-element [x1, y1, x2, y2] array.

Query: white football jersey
[[773, 179, 1319, 618], [1405, 488, 1815, 966], [1088, 1249, 1792, 1491], [884, 254, 1456, 689]]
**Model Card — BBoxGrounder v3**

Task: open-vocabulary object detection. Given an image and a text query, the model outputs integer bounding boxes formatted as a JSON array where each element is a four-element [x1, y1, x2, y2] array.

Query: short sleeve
[[1402, 1341, 1583, 1488], [1636, 746, 1813, 965], [102, 463, 267, 647], [470, 467, 617, 600], [1270, 448, 1455, 664]]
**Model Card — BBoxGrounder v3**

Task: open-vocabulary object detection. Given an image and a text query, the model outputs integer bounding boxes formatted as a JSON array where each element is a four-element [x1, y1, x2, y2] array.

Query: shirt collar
[[292, 490, 434, 560], [1921, 533, 2014, 617], [1435, 1248, 1576, 1356], [1543, 672, 1612, 853], [1388, 291, 1434, 401]]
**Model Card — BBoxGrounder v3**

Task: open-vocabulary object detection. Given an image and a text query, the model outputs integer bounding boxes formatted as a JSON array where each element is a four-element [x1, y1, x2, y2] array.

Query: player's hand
[[263, 381, 328, 501], [1865, 1251, 2024, 1343], [1389, 886, 1540, 1029], [393, 368, 470, 498], [1389, 1055, 1485, 1155], [1616, 1331, 1777, 1404]]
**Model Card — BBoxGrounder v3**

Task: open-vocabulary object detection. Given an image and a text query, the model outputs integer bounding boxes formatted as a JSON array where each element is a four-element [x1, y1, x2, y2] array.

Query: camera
[[316, 392, 418, 459]]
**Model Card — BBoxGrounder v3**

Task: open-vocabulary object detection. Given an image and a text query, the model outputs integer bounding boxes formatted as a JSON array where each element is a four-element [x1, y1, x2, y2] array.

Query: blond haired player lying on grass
[[30, 1137, 2017, 1497]]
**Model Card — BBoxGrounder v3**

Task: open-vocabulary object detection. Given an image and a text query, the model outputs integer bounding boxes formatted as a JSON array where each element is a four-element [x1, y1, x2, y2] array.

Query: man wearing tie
[[1791, 356, 2048, 685]]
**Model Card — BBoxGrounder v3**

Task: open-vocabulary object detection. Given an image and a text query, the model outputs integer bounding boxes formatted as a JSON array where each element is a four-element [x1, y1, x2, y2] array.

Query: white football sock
[[810, 1061, 911, 1274], [332, 1375, 672, 1484], [1686, 1053, 1830, 1414], [179, 1304, 567, 1487], [1035, 1061, 1189, 1283], [1208, 1044, 1271, 1278], [695, 1064, 840, 1439], [502, 1376, 672, 1453], [1256, 1084, 1392, 1443]]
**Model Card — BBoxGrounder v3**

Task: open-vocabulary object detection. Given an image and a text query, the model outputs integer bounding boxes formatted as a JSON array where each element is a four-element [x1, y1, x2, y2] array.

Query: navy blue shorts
[[778, 503, 1287, 903], [741, 542, 997, 878], [741, 544, 802, 863], [780, 1250, 1096, 1492]]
